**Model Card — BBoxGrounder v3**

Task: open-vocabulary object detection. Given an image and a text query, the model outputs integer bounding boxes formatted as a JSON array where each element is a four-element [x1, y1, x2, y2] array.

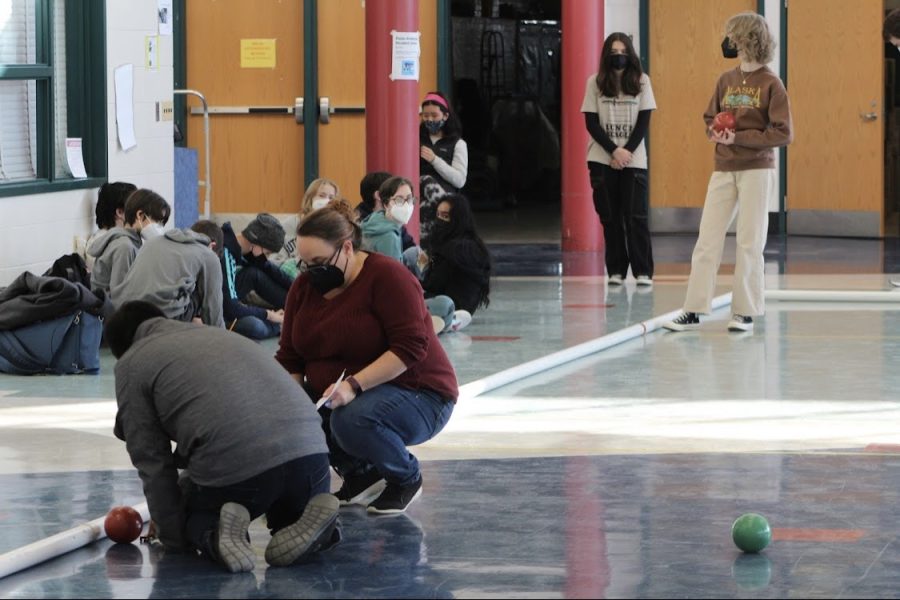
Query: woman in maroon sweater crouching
[[275, 204, 457, 515]]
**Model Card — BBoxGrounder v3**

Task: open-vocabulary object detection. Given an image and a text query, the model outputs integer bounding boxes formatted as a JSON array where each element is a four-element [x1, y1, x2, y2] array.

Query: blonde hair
[[300, 178, 341, 216], [725, 12, 776, 64]]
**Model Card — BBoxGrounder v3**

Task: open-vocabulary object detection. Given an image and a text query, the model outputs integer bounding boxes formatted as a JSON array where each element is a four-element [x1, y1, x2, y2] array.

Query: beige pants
[[684, 169, 775, 316]]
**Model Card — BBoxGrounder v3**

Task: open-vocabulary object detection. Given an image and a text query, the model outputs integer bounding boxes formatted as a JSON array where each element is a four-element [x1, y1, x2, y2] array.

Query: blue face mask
[[424, 120, 445, 135]]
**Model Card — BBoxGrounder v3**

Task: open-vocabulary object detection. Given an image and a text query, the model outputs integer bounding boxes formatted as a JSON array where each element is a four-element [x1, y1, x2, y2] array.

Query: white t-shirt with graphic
[[581, 73, 656, 169]]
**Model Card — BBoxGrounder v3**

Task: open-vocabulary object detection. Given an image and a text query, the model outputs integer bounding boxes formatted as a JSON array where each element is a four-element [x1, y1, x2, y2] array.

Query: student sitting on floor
[[410, 193, 492, 332], [88, 188, 170, 299], [220, 213, 293, 312], [361, 176, 457, 334], [270, 178, 341, 276], [106, 301, 341, 573], [111, 219, 224, 327], [191, 219, 284, 340], [83, 181, 137, 271]]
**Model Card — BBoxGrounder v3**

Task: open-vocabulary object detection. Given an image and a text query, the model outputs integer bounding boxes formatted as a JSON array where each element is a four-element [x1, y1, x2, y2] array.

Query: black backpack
[[43, 253, 91, 289]]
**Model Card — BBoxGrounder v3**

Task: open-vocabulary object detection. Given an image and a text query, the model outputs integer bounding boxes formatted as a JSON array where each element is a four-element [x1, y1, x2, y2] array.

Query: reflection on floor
[[1, 235, 900, 598]]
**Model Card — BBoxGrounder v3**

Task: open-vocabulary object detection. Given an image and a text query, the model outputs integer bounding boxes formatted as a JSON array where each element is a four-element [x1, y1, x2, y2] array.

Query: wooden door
[[648, 0, 755, 212], [317, 0, 366, 200], [316, 0, 439, 204], [786, 0, 884, 236], [186, 0, 304, 214]]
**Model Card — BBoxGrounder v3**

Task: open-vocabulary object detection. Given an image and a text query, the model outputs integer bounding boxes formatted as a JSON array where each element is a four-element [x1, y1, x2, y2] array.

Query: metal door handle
[[861, 111, 878, 121], [318, 96, 366, 124]]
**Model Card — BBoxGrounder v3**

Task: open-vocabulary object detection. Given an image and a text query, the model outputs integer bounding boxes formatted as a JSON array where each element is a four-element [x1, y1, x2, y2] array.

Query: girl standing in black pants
[[581, 32, 657, 287]]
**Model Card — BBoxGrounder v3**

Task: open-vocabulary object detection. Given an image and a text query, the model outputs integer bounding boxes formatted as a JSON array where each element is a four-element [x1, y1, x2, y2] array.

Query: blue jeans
[[182, 453, 330, 557], [425, 295, 455, 331], [232, 315, 280, 340], [329, 384, 454, 487]]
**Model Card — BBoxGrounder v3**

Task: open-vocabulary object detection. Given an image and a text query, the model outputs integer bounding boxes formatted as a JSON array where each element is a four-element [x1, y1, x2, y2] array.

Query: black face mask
[[610, 54, 628, 70], [306, 245, 347, 295], [721, 37, 739, 59]]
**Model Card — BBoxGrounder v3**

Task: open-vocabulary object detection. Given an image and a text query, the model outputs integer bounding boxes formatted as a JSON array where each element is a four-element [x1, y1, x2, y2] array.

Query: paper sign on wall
[[158, 0, 172, 36], [241, 39, 276, 68], [114, 64, 137, 151], [390, 31, 420, 81], [65, 138, 87, 178], [146, 35, 159, 69]]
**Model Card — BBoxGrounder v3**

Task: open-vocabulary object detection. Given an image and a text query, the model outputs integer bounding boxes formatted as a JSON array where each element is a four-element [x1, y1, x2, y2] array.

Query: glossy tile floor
[[2, 232, 900, 598]]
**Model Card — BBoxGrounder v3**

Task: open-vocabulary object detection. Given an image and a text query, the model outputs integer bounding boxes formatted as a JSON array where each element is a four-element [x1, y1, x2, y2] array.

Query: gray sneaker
[[217, 503, 255, 573], [265, 493, 341, 567]]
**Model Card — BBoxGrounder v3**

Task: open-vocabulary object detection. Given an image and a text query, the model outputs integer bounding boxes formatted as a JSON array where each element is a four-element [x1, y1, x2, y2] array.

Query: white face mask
[[140, 223, 165, 241], [312, 198, 331, 211], [389, 202, 414, 225]]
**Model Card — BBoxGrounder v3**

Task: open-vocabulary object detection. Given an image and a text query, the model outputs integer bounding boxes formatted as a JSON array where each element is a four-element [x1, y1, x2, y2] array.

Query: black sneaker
[[264, 493, 341, 567], [728, 314, 753, 332], [367, 477, 423, 515], [334, 469, 386, 506], [663, 312, 700, 331]]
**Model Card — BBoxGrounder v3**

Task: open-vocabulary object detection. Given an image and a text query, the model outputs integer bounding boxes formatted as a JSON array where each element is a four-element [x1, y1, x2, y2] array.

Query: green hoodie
[[361, 210, 402, 261]]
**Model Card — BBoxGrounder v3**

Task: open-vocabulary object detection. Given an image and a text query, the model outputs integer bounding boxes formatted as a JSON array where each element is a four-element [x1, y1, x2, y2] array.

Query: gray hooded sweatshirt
[[111, 228, 224, 327], [114, 318, 328, 550], [87, 227, 142, 297]]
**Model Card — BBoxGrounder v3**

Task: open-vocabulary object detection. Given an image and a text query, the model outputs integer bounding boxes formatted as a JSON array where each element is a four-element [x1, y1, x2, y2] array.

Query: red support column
[[366, 0, 421, 240], [560, 0, 604, 256]]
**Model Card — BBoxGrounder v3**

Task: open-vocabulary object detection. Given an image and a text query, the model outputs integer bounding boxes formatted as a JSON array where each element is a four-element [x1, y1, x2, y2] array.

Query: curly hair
[[725, 12, 776, 64]]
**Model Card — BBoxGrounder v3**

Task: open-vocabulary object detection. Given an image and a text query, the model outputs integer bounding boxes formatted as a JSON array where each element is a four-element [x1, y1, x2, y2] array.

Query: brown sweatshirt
[[703, 65, 793, 171]]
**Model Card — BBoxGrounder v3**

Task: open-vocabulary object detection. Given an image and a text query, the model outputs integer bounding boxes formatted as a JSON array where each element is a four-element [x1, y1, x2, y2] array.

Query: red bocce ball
[[713, 111, 737, 133], [104, 506, 144, 544]]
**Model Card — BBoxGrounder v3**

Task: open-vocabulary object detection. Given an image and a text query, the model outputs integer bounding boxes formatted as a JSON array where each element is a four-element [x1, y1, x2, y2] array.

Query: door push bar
[[191, 98, 306, 124]]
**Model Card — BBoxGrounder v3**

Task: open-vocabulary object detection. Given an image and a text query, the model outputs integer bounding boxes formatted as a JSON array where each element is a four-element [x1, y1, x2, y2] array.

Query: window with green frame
[[0, 0, 106, 197]]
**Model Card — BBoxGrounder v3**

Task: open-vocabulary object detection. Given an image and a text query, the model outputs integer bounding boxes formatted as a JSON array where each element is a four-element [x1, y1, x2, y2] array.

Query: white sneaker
[[635, 275, 653, 287], [450, 310, 472, 332], [607, 274, 624, 286], [728, 314, 754, 332], [891, 279, 900, 288]]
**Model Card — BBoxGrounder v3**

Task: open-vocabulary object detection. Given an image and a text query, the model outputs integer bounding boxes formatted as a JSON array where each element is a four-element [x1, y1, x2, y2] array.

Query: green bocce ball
[[732, 513, 771, 553]]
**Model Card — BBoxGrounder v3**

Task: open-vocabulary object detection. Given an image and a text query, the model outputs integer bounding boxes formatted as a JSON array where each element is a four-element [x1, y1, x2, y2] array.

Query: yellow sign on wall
[[240, 39, 276, 68]]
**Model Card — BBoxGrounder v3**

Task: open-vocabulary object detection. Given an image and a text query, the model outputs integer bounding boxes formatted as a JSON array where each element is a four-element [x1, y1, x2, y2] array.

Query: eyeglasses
[[389, 195, 416, 206]]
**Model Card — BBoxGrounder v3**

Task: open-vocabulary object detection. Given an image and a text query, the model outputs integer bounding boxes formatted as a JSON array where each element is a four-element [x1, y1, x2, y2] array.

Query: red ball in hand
[[713, 111, 737, 133], [104, 506, 144, 544]]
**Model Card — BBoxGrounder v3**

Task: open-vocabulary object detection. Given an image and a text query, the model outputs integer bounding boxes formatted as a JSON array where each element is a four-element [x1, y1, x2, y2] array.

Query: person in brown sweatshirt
[[664, 12, 792, 334]]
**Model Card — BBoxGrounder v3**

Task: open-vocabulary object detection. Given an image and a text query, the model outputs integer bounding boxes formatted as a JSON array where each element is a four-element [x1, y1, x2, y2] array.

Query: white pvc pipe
[[765, 289, 900, 303], [458, 292, 733, 400], [0, 502, 149, 579]]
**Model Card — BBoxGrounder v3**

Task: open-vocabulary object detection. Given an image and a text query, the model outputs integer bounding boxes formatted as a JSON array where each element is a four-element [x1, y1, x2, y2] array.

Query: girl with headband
[[419, 91, 468, 244]]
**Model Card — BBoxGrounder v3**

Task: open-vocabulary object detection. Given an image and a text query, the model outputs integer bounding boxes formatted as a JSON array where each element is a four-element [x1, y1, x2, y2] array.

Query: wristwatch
[[346, 375, 363, 395]]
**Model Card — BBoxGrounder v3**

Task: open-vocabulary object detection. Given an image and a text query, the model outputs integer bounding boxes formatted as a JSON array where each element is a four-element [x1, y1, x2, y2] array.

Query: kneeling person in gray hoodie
[[105, 301, 341, 572]]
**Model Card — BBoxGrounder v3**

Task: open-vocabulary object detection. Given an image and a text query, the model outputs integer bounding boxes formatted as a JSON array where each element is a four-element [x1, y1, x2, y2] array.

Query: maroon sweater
[[275, 252, 458, 402]]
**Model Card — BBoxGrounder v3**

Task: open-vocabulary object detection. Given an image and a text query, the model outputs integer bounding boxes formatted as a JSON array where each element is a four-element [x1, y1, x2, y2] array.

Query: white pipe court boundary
[[2, 286, 899, 578], [0, 502, 149, 579]]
